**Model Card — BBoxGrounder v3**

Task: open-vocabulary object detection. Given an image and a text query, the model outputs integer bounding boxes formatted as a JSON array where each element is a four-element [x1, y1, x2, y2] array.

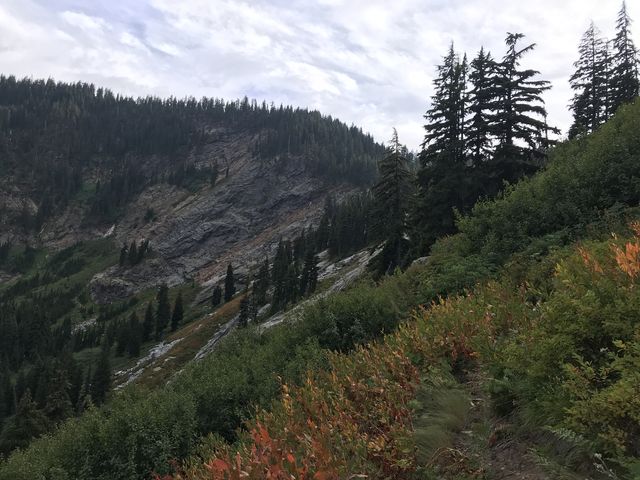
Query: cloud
[[1, 0, 638, 150]]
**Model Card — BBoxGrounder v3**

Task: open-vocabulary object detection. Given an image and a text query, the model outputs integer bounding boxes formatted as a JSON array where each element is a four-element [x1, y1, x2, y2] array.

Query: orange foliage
[[578, 222, 640, 281], [176, 335, 419, 479], [577, 246, 604, 274], [171, 291, 498, 480], [611, 239, 640, 280]]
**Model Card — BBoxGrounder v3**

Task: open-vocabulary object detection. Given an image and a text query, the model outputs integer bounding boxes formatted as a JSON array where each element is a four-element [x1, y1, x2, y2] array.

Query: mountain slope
[[1, 97, 639, 480], [0, 76, 384, 461], [0, 76, 383, 297]]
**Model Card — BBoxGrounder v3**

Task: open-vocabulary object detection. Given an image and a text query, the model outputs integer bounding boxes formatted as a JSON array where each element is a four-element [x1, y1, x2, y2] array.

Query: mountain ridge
[[0, 75, 383, 301]]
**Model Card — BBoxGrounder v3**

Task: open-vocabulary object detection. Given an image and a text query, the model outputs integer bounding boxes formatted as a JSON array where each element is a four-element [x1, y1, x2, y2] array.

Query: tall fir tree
[[115, 322, 128, 357], [610, 1, 639, 114], [472, 32, 559, 210], [142, 302, 154, 342], [238, 296, 250, 328], [466, 47, 498, 166], [119, 244, 128, 266], [371, 129, 413, 273], [569, 22, 610, 138], [75, 367, 92, 414], [285, 262, 300, 304], [224, 264, 236, 302], [170, 292, 184, 332], [493, 32, 554, 177], [0, 371, 14, 420], [414, 44, 470, 251], [300, 249, 319, 296], [211, 286, 222, 307], [421, 43, 467, 165], [315, 210, 330, 251], [91, 339, 111, 405], [155, 283, 171, 340], [43, 367, 72, 424], [127, 241, 138, 266], [253, 257, 270, 305], [127, 312, 142, 357]]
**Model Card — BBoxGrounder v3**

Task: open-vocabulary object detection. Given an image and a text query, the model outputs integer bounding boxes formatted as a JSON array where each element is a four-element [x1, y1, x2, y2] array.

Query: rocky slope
[[2, 126, 361, 303], [113, 246, 379, 389]]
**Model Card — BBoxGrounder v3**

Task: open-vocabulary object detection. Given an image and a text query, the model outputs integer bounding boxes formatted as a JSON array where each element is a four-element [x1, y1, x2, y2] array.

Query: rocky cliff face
[[3, 126, 360, 302]]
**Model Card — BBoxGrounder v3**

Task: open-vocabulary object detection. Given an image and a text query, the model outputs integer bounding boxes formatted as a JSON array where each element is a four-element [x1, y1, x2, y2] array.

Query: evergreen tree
[[128, 241, 138, 266], [285, 262, 300, 304], [0, 371, 15, 420], [307, 255, 318, 294], [91, 340, 111, 405], [253, 257, 270, 305], [224, 264, 236, 302], [316, 212, 330, 251], [466, 47, 498, 164], [210, 162, 219, 186], [421, 43, 468, 165], [413, 44, 469, 251], [238, 296, 250, 328], [171, 292, 184, 332], [43, 367, 72, 424], [137, 240, 149, 264], [119, 244, 128, 266], [0, 390, 49, 454], [300, 249, 319, 296], [569, 22, 610, 138], [610, 1, 639, 113], [76, 367, 92, 414], [65, 356, 83, 410], [293, 229, 306, 263], [371, 129, 413, 273], [115, 322, 128, 357], [271, 241, 292, 311], [127, 312, 142, 357], [142, 302, 154, 342], [212, 286, 222, 307], [493, 33, 554, 176], [155, 283, 171, 339]]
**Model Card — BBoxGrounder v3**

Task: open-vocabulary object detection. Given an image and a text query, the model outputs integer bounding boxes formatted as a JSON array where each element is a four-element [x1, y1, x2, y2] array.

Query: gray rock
[[5, 129, 360, 303]]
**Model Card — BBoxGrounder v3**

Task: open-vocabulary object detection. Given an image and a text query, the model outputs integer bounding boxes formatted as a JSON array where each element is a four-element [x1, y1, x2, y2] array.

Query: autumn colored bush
[[174, 283, 506, 479]]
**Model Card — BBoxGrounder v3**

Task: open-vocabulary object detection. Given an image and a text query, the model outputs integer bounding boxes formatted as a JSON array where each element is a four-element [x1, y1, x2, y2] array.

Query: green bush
[[493, 234, 640, 462], [0, 269, 422, 479], [457, 99, 640, 263], [0, 389, 197, 480]]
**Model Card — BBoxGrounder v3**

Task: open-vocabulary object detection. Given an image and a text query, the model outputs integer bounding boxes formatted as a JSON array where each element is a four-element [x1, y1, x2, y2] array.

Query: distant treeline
[[0, 75, 383, 228]]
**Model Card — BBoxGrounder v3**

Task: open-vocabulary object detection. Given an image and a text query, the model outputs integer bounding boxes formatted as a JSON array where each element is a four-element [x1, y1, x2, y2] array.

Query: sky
[[0, 0, 637, 150]]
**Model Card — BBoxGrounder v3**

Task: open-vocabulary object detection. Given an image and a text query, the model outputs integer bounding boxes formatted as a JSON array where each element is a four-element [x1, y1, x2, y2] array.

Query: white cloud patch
[[1, 0, 639, 149]]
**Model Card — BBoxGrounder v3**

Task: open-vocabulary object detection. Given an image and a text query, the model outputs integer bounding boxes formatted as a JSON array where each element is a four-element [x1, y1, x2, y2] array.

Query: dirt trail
[[450, 369, 551, 480]]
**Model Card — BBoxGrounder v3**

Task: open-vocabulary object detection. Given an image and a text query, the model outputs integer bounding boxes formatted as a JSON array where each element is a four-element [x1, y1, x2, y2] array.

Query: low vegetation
[[2, 98, 640, 478], [171, 222, 640, 479]]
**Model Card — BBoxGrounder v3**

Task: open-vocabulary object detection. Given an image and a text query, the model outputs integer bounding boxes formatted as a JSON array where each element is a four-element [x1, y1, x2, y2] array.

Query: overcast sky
[[0, 0, 637, 150]]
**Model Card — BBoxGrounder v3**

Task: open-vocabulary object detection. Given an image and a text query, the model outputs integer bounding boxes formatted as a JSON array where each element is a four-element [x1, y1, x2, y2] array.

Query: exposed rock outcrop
[[6, 128, 359, 303]]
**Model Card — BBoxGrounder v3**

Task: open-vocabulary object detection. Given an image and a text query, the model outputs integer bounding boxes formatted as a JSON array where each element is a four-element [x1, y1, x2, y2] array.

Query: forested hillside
[[0, 2, 639, 479], [0, 75, 385, 460], [0, 75, 382, 230]]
